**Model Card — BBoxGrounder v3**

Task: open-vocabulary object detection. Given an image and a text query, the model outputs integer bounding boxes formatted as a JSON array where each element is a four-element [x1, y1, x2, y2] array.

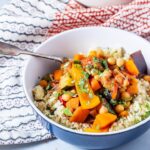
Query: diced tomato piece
[[59, 96, 66, 106]]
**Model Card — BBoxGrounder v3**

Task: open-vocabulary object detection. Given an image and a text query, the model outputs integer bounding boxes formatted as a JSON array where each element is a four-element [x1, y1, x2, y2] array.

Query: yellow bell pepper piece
[[71, 63, 100, 109]]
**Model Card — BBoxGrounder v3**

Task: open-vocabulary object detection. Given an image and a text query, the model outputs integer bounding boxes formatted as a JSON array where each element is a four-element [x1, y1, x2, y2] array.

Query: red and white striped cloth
[[49, 0, 150, 41]]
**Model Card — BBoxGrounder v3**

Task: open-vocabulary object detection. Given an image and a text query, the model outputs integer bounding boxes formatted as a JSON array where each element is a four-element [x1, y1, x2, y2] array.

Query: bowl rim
[[23, 26, 150, 136]]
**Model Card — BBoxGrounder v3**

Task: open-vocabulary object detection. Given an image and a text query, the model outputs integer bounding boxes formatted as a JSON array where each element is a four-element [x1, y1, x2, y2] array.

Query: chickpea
[[121, 92, 132, 101], [115, 74, 123, 84], [107, 57, 116, 65], [97, 48, 104, 57], [62, 93, 71, 101], [119, 110, 128, 117], [100, 76, 111, 90], [103, 69, 112, 78], [143, 75, 150, 82], [104, 50, 111, 58], [115, 104, 124, 113], [116, 58, 124, 67], [99, 106, 108, 114]]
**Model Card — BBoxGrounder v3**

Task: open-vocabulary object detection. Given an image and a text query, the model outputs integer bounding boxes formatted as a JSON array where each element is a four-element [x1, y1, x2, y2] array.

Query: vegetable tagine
[[33, 48, 150, 133]]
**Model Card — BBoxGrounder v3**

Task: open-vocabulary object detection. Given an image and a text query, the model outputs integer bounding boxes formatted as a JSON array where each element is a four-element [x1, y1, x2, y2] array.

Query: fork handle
[[0, 41, 63, 62]]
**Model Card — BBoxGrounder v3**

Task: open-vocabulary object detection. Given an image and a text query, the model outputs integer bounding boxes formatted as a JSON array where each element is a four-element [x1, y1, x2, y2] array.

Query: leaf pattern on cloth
[[0, 0, 69, 145]]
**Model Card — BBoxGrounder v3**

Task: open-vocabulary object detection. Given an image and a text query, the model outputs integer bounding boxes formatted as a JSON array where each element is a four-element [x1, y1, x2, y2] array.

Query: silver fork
[[0, 41, 66, 63]]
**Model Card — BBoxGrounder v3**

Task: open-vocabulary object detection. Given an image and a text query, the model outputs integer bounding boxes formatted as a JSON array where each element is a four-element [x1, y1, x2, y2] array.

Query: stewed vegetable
[[33, 48, 150, 133]]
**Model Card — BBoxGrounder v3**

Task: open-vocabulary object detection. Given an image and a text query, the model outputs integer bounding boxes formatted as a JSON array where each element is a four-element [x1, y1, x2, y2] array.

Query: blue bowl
[[36, 111, 150, 149], [23, 27, 150, 149]]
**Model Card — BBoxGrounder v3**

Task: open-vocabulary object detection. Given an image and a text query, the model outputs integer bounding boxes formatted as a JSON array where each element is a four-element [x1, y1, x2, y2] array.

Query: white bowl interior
[[23, 27, 150, 135]]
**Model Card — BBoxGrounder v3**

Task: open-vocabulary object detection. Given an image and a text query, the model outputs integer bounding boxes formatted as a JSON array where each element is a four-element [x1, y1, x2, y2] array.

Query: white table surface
[[0, 0, 150, 150]]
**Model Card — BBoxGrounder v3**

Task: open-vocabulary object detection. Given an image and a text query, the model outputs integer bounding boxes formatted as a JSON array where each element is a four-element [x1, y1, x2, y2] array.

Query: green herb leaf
[[82, 71, 89, 79], [63, 108, 73, 116], [118, 100, 125, 105], [86, 64, 92, 70], [110, 99, 118, 106], [53, 91, 60, 99], [101, 60, 108, 69], [93, 57, 101, 63], [89, 92, 93, 98], [46, 84, 51, 90], [91, 68, 99, 75], [101, 98, 116, 114], [74, 60, 81, 64], [78, 78, 88, 93], [62, 90, 74, 97]]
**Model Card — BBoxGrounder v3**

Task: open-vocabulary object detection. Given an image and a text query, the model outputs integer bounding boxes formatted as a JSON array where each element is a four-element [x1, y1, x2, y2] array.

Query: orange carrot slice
[[66, 97, 80, 110], [54, 69, 63, 81], [90, 78, 101, 91], [39, 80, 48, 88], [71, 64, 100, 109], [125, 59, 139, 76], [93, 113, 117, 129], [70, 107, 90, 123]]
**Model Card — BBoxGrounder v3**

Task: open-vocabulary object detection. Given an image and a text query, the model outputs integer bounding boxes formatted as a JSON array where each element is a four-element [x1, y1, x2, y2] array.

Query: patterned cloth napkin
[[0, 0, 149, 145]]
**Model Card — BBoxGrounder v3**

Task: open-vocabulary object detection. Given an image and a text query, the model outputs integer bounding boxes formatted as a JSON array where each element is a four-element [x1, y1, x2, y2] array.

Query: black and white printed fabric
[[0, 0, 69, 145]]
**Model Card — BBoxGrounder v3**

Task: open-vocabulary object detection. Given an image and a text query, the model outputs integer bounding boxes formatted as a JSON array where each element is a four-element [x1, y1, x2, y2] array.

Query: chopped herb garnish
[[105, 102, 116, 114], [93, 57, 101, 63], [101, 98, 116, 114], [78, 78, 88, 93], [103, 89, 111, 100], [98, 70, 102, 75], [82, 71, 89, 79], [93, 64, 98, 68], [110, 99, 118, 106], [86, 64, 93, 70], [101, 60, 108, 69], [91, 68, 99, 75], [62, 90, 74, 97], [63, 108, 73, 116], [118, 100, 125, 105], [143, 111, 150, 118], [74, 60, 81, 64], [98, 94, 103, 98], [79, 78, 85, 86], [46, 84, 51, 90], [53, 91, 60, 99], [74, 64, 82, 69], [89, 92, 93, 98]]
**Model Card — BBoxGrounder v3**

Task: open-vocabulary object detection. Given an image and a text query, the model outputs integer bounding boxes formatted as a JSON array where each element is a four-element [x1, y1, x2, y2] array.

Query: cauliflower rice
[[110, 80, 150, 131]]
